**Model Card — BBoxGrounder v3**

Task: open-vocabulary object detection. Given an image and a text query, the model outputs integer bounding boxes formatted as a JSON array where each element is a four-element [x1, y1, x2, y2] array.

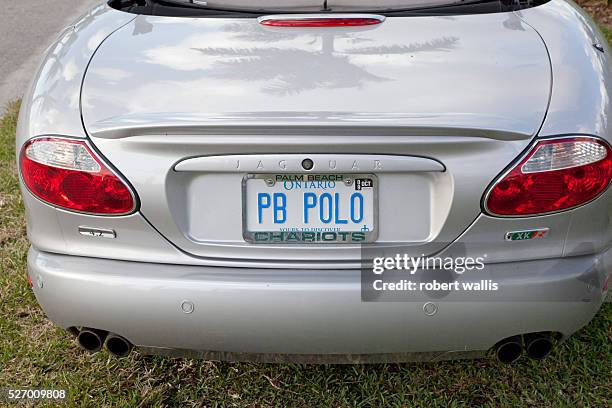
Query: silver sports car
[[17, 0, 611, 363]]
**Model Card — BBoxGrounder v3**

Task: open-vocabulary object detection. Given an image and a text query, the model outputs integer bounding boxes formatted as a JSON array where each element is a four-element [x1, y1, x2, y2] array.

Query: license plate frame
[[242, 173, 379, 244]]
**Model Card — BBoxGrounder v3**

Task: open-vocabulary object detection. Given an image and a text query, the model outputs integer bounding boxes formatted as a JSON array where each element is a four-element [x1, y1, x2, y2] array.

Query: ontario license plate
[[243, 174, 377, 244]]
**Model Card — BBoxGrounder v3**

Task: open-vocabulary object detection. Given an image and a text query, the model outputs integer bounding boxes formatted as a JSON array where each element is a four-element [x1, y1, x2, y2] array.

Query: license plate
[[243, 174, 378, 244]]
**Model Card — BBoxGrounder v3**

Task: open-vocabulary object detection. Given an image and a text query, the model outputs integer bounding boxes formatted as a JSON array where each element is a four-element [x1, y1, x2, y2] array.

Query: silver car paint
[[517, 0, 612, 139], [17, 4, 135, 139], [82, 14, 549, 136], [17, 0, 611, 358], [28, 245, 608, 360], [79, 7, 551, 264]]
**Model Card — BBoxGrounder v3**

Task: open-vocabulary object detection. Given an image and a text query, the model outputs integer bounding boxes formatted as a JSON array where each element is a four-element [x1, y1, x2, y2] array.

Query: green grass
[[602, 26, 612, 45], [2, 30, 612, 405]]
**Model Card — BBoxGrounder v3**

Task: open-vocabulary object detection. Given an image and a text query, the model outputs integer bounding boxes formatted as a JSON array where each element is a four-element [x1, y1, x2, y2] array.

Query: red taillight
[[20, 137, 135, 215], [258, 16, 384, 27], [485, 137, 612, 216]]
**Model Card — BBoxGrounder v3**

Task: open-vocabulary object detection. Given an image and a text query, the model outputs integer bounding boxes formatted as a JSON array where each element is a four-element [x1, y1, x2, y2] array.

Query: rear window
[[172, 0, 464, 11], [109, 0, 550, 16], [178, 1, 323, 11]]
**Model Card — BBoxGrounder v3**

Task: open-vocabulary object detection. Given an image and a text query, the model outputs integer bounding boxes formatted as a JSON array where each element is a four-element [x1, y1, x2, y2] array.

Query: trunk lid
[[82, 13, 550, 266]]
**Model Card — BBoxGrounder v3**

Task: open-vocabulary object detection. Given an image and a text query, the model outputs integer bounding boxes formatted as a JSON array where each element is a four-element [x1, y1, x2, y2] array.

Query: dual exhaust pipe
[[495, 332, 554, 364], [77, 328, 554, 362], [77, 328, 133, 358]]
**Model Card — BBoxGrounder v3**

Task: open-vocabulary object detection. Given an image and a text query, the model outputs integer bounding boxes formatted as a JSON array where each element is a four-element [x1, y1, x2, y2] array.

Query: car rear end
[[17, 0, 611, 362]]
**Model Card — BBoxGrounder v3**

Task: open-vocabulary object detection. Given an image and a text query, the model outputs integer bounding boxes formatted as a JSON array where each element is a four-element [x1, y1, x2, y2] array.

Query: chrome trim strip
[[174, 154, 445, 173]]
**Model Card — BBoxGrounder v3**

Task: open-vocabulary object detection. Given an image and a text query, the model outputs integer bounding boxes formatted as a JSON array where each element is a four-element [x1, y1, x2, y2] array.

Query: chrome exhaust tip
[[105, 334, 133, 358], [524, 333, 553, 360], [495, 335, 523, 364], [77, 328, 108, 353]]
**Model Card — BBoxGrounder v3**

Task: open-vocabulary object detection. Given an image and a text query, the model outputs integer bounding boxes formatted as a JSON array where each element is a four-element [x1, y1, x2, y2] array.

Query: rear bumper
[[29, 247, 609, 363]]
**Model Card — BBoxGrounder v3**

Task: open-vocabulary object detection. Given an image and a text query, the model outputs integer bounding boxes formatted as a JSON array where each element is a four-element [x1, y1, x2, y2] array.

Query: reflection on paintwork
[[82, 13, 550, 138], [517, 0, 611, 138], [22, 3, 135, 137]]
